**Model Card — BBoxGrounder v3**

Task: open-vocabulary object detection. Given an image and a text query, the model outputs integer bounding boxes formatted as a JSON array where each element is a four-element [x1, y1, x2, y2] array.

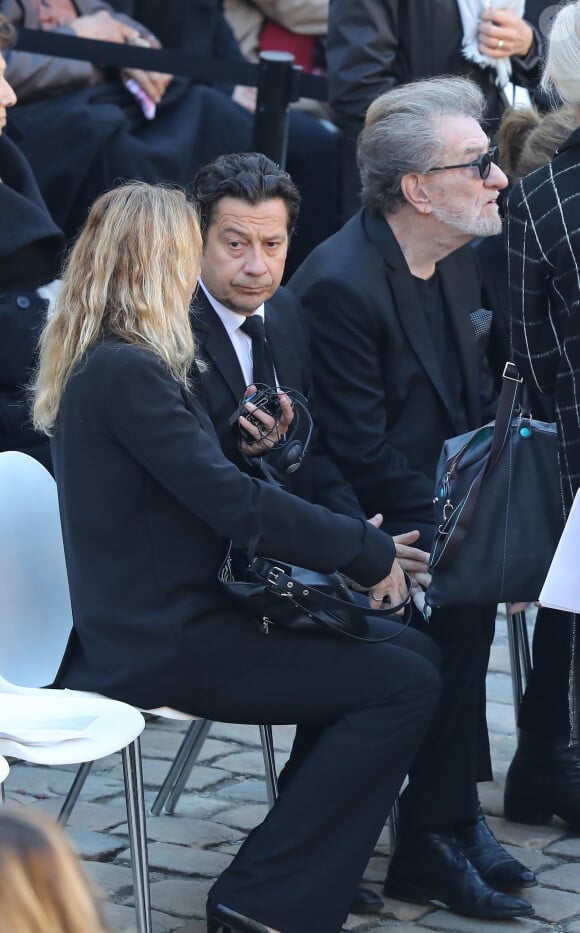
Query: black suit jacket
[[51, 341, 394, 708], [289, 210, 496, 548], [191, 287, 364, 517]]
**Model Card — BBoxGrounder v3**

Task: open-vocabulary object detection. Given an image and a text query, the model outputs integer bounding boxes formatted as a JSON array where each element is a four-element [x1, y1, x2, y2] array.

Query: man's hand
[[71, 11, 139, 43], [232, 85, 257, 113], [478, 7, 534, 59], [240, 386, 294, 457]]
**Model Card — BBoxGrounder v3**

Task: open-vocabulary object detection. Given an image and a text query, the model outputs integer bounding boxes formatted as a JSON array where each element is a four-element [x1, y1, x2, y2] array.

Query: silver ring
[[497, 38, 504, 50], [370, 594, 383, 603]]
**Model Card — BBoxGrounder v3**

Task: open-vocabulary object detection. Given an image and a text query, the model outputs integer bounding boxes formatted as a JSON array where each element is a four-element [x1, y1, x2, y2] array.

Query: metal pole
[[252, 51, 301, 168]]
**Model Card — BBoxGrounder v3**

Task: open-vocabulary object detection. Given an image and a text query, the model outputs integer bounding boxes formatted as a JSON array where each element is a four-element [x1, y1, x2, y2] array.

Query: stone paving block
[[118, 841, 231, 877], [477, 781, 505, 817], [545, 836, 580, 858], [420, 910, 547, 933], [211, 748, 288, 778], [84, 860, 135, 896], [486, 700, 517, 735], [523, 885, 580, 923], [214, 777, 268, 804], [112, 814, 241, 847], [147, 878, 209, 919], [32, 796, 129, 831], [486, 816, 565, 849], [535, 863, 580, 892], [104, 902, 179, 933], [66, 825, 127, 860], [379, 895, 436, 922], [151, 794, 230, 821], [486, 671, 516, 705], [502, 844, 558, 874], [212, 802, 268, 832], [208, 721, 295, 752], [140, 727, 190, 760], [362, 856, 388, 885], [360, 924, 437, 933], [170, 922, 207, 933], [567, 922, 580, 932], [488, 643, 511, 675], [195, 737, 240, 761]]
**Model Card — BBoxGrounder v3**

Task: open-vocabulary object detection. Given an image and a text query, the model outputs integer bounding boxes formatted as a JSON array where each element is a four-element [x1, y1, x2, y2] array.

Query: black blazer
[[507, 126, 580, 515], [191, 287, 364, 517], [51, 341, 394, 708], [289, 210, 496, 547]]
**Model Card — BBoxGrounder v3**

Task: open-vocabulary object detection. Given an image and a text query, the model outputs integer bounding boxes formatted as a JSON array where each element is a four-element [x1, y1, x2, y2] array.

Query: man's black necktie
[[240, 315, 276, 388]]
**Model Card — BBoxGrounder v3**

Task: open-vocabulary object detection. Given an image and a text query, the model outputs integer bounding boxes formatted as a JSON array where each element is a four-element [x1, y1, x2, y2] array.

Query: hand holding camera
[[236, 385, 295, 456]]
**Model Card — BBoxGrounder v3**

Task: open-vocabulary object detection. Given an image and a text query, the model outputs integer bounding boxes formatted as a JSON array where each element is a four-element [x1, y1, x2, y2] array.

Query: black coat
[[191, 287, 364, 516], [289, 210, 496, 548], [0, 135, 63, 467], [51, 340, 394, 708]]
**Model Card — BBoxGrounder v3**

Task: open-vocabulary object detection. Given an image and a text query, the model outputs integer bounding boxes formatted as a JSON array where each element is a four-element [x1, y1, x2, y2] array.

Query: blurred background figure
[[326, 0, 544, 220], [0, 12, 63, 470], [0, 806, 110, 933], [504, 0, 580, 831]]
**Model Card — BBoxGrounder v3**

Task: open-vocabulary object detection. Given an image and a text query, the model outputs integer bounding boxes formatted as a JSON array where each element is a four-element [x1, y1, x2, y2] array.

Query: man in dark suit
[[190, 151, 424, 916], [290, 75, 538, 918]]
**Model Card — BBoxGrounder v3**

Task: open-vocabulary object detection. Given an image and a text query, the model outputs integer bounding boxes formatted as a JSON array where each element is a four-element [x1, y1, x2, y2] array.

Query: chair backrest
[[0, 452, 73, 687]]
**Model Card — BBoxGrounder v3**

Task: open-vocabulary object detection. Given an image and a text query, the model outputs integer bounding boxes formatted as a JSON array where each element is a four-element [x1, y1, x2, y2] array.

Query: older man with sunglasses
[[289, 76, 537, 921]]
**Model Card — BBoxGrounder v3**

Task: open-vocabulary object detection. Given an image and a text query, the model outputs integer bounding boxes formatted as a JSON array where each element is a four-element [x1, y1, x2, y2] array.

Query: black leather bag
[[426, 363, 563, 608], [219, 547, 412, 641]]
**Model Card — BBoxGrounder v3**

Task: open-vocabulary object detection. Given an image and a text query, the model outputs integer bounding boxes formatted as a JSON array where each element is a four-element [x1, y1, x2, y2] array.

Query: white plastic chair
[[0, 452, 148, 932], [0, 754, 8, 802]]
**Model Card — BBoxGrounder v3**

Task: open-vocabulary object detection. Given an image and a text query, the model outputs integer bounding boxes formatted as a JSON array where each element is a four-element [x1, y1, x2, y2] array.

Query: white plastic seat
[[0, 452, 148, 932]]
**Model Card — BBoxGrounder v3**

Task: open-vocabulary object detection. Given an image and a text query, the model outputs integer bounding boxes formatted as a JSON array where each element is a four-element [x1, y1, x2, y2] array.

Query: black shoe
[[504, 732, 580, 831], [383, 832, 535, 919], [207, 899, 272, 933], [206, 898, 350, 932], [350, 886, 383, 914], [455, 807, 537, 890]]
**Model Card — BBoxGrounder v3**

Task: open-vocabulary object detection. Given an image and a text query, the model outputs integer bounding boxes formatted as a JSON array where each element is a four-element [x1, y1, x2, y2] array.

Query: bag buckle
[[502, 362, 523, 383], [266, 565, 286, 585]]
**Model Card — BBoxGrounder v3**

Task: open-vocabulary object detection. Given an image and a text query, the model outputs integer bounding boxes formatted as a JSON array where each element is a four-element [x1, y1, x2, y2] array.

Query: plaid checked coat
[[506, 124, 580, 743]]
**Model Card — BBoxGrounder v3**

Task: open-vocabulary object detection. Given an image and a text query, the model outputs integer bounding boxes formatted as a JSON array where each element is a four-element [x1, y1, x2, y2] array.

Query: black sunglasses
[[426, 146, 500, 180]]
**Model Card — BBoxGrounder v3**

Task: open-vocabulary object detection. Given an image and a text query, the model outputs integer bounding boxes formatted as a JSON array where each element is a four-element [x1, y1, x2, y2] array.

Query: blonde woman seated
[[31, 182, 441, 933]]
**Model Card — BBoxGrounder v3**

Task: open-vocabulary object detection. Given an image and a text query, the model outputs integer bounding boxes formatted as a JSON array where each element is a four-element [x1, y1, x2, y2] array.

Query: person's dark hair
[[192, 152, 301, 239], [0, 13, 16, 50]]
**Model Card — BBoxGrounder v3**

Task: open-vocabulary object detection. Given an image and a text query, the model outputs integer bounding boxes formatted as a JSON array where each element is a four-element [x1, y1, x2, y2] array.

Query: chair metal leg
[[259, 724, 278, 809], [122, 737, 152, 933], [387, 797, 400, 852], [1, 783, 5, 803], [58, 760, 94, 826], [506, 608, 532, 718], [150, 719, 212, 816]]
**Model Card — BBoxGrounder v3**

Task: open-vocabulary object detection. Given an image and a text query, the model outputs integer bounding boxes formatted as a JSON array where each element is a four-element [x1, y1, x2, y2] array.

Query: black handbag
[[426, 362, 563, 608], [219, 546, 413, 641]]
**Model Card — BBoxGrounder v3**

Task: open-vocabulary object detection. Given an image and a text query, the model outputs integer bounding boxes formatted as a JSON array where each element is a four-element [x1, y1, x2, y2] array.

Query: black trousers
[[398, 602, 496, 833], [169, 613, 441, 933], [518, 606, 572, 737]]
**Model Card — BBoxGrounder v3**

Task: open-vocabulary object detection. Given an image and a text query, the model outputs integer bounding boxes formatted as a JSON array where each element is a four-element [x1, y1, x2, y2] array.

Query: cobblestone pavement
[[4, 610, 580, 933]]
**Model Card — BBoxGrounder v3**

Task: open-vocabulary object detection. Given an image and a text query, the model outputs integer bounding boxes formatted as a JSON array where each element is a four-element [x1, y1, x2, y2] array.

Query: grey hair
[[357, 76, 486, 215], [541, 1, 580, 107]]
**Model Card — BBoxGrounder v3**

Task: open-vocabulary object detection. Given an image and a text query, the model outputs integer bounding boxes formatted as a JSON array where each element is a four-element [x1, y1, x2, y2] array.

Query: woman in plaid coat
[[506, 0, 580, 829]]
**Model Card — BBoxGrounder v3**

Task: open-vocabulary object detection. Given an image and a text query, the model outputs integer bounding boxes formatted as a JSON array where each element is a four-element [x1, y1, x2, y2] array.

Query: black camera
[[230, 386, 283, 443]]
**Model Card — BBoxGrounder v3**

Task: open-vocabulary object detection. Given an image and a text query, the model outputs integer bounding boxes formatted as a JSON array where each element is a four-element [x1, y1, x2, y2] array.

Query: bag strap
[[433, 362, 522, 570], [252, 559, 413, 623]]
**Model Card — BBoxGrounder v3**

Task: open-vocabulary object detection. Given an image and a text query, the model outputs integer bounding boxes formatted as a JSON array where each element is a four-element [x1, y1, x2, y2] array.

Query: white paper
[[0, 715, 98, 746], [539, 489, 580, 613]]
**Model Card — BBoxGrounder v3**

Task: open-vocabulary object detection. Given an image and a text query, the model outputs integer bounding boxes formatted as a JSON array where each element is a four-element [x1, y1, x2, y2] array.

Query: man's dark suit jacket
[[191, 287, 364, 518], [52, 341, 393, 708], [289, 210, 496, 549]]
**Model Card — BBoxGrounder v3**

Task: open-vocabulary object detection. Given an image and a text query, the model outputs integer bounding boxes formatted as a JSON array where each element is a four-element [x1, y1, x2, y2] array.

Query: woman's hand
[[367, 558, 408, 613], [240, 387, 295, 457], [393, 530, 431, 588]]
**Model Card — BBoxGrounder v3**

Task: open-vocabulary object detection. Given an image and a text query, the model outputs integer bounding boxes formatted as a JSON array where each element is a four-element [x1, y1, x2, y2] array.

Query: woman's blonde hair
[[541, 0, 580, 106], [33, 182, 202, 433], [0, 806, 110, 933]]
